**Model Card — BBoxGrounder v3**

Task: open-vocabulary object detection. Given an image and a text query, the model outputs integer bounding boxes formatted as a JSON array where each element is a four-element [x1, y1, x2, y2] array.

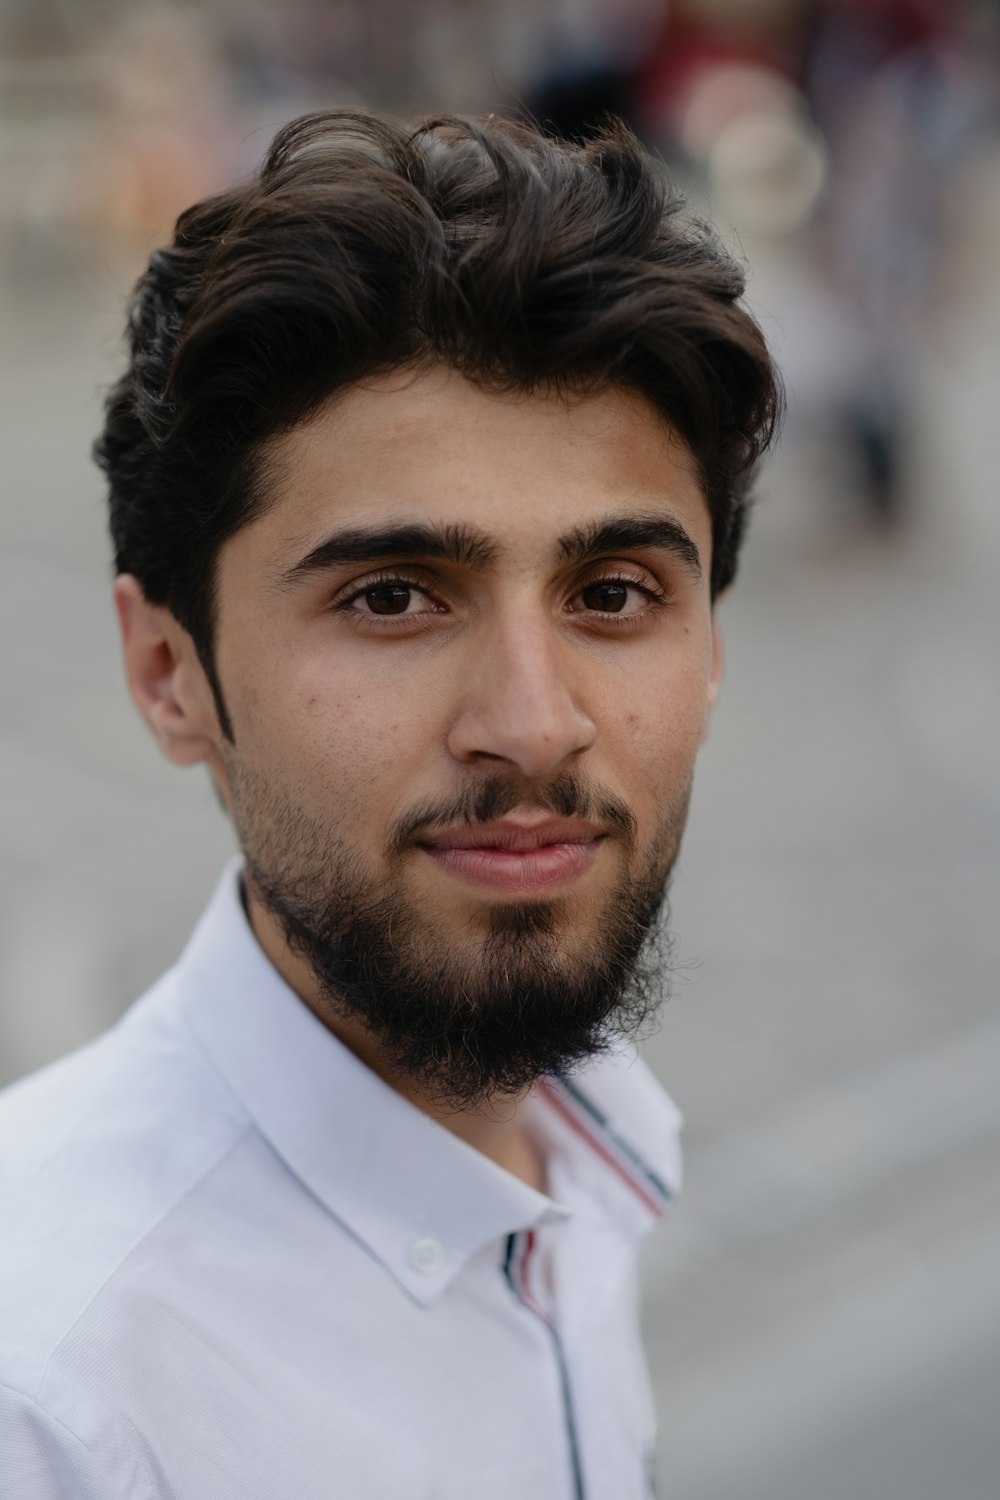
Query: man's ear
[[707, 612, 724, 709], [700, 612, 724, 744], [114, 575, 221, 766]]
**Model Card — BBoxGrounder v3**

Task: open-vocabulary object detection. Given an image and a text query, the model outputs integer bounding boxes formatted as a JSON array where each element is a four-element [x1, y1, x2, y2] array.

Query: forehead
[[246, 365, 711, 569]]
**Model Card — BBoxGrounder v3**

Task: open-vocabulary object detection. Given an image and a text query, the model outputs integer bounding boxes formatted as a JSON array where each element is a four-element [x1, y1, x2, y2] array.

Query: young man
[[0, 112, 779, 1498]]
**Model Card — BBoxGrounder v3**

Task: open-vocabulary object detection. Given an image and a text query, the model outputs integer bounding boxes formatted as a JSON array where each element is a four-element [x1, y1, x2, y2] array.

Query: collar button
[[409, 1236, 445, 1273]]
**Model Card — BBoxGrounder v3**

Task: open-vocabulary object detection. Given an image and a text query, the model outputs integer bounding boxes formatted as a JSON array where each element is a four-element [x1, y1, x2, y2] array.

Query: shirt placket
[[544, 1147, 660, 1500], [502, 1224, 586, 1500]]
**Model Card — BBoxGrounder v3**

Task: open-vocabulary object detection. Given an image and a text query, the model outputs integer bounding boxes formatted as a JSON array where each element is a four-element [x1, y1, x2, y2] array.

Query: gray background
[[2, 9, 999, 1497]]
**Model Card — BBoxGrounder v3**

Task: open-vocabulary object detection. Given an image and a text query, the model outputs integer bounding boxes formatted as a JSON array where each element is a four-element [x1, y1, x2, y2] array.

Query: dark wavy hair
[[95, 109, 781, 737]]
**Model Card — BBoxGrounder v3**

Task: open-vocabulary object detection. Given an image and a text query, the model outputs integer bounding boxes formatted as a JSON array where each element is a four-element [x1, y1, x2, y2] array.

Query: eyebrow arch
[[279, 521, 500, 586], [557, 514, 703, 578]]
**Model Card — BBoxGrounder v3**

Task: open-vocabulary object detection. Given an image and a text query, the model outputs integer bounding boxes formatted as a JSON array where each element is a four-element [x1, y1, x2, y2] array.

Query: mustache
[[388, 772, 638, 858]]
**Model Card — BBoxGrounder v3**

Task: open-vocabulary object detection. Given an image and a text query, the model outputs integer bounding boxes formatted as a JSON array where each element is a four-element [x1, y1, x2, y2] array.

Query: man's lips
[[417, 818, 607, 893], [419, 817, 605, 853]]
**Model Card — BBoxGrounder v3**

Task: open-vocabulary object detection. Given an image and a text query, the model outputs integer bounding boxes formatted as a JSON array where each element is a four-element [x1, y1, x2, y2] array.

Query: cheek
[[215, 608, 435, 830], [245, 656, 440, 808], [613, 659, 710, 795]]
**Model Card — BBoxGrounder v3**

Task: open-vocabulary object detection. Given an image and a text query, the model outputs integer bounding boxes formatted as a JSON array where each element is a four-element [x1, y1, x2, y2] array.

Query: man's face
[[209, 366, 721, 1104]]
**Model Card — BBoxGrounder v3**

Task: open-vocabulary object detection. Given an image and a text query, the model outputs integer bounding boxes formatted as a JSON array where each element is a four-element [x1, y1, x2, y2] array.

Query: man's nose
[[445, 613, 597, 779]]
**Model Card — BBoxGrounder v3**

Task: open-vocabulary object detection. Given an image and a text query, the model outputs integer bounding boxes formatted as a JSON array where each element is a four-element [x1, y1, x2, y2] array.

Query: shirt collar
[[527, 1058, 683, 1241], [174, 861, 560, 1304], [173, 861, 681, 1304]]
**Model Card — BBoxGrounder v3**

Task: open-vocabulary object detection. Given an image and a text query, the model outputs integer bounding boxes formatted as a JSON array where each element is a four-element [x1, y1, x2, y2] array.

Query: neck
[[245, 887, 549, 1194]]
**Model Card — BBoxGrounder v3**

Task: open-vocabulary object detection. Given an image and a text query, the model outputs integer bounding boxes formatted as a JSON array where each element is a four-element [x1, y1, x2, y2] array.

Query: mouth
[[417, 817, 608, 894]]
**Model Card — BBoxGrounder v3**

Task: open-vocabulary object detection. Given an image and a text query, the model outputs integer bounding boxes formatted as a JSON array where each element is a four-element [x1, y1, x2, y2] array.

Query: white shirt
[[0, 862, 682, 1500]]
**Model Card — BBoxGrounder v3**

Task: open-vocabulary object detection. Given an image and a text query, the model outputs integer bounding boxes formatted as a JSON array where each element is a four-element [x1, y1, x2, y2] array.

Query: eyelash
[[331, 568, 671, 631], [572, 572, 670, 609], [565, 572, 672, 636], [332, 571, 444, 631]]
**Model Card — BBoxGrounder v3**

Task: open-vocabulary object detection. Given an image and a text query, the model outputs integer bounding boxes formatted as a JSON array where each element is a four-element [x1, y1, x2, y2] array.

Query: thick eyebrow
[[278, 521, 499, 586], [556, 514, 703, 579]]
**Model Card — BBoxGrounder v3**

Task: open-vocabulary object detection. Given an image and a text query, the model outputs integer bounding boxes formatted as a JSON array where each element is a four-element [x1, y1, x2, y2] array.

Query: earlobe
[[701, 616, 723, 744], [707, 616, 723, 708], [114, 575, 218, 766]]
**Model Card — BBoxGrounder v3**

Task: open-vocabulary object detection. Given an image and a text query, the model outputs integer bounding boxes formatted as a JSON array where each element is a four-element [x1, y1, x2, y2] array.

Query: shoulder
[[0, 970, 249, 1400]]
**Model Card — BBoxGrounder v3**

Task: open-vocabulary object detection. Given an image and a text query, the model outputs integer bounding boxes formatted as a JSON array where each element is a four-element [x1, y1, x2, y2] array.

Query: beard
[[230, 765, 689, 1109]]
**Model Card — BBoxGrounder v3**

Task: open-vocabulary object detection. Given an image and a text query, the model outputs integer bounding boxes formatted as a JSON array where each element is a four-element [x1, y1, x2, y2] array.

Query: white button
[[409, 1237, 445, 1273]]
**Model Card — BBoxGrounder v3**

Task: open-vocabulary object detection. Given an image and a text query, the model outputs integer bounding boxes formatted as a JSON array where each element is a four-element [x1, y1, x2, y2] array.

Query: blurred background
[[1, 1, 998, 1495]]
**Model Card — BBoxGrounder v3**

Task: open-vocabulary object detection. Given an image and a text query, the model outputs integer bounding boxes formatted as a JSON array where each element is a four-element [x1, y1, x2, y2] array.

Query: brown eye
[[581, 580, 629, 613], [365, 584, 413, 615]]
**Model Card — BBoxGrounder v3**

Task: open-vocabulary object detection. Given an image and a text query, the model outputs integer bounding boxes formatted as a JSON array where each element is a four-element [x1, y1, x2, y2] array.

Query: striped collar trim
[[536, 1072, 675, 1223]]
